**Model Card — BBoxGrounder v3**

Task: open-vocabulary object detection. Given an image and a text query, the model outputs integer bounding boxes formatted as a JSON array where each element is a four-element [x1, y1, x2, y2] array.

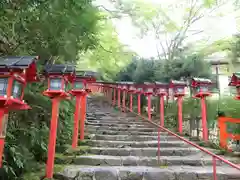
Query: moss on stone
[[64, 146, 91, 156]]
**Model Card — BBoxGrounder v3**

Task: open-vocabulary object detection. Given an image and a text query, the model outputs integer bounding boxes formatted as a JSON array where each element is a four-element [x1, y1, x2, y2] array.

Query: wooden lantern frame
[[169, 80, 187, 97], [155, 82, 168, 96], [191, 77, 212, 98], [70, 71, 97, 95], [0, 56, 39, 110], [126, 82, 136, 93], [229, 72, 240, 100], [135, 84, 144, 94], [143, 82, 155, 95], [43, 64, 75, 99]]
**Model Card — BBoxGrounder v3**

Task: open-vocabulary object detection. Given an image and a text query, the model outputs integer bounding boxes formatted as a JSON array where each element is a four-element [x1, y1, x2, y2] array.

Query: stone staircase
[[60, 97, 240, 180]]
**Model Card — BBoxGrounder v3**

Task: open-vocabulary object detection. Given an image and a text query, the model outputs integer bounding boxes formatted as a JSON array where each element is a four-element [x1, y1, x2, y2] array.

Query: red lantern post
[[169, 80, 187, 134], [191, 77, 212, 142], [112, 83, 117, 106], [135, 85, 143, 115], [143, 82, 155, 121], [0, 56, 39, 167], [155, 82, 168, 127], [121, 82, 128, 112], [43, 64, 75, 179], [69, 71, 96, 148], [126, 82, 136, 112], [117, 82, 122, 108]]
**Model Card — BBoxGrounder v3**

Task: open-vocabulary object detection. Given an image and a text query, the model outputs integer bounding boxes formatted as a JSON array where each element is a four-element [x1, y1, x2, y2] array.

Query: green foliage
[[0, 0, 100, 60], [77, 12, 135, 81]]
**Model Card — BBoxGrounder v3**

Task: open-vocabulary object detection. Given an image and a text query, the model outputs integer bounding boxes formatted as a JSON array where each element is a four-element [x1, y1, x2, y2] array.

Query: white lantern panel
[[12, 80, 22, 99], [147, 88, 153, 92], [74, 81, 84, 89], [176, 87, 184, 93], [49, 78, 62, 91], [0, 78, 8, 96], [158, 88, 166, 93]]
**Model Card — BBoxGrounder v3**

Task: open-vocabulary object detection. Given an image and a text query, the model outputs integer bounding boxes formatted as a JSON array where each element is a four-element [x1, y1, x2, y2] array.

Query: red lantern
[[229, 72, 240, 100], [169, 80, 187, 134], [0, 56, 39, 167], [155, 82, 168, 127], [191, 77, 212, 98], [69, 71, 96, 149], [43, 64, 75, 179], [143, 82, 155, 95], [169, 80, 187, 97], [155, 82, 168, 96], [43, 64, 75, 99], [143, 82, 155, 121]]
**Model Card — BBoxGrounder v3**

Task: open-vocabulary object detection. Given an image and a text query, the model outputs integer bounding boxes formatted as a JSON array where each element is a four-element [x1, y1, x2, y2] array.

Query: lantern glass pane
[[0, 114, 8, 138], [176, 87, 184, 93], [158, 88, 166, 93], [147, 88, 153, 92], [49, 78, 61, 90], [74, 81, 84, 89], [0, 78, 8, 96], [201, 86, 208, 92], [12, 80, 22, 99], [237, 86, 240, 95]]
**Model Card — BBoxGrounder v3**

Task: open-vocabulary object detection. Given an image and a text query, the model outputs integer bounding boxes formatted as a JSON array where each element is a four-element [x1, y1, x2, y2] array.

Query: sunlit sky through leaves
[[95, 0, 239, 58]]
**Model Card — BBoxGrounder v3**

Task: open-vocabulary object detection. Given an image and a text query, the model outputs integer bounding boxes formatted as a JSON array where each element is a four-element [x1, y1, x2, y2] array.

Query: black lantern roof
[[155, 81, 168, 86], [144, 82, 153, 85], [77, 70, 98, 78], [192, 77, 212, 84], [0, 56, 38, 69], [44, 64, 75, 75], [170, 80, 187, 87]]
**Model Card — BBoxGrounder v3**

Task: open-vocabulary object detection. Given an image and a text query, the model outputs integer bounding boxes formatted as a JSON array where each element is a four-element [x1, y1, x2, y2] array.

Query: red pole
[[148, 94, 151, 121], [130, 93, 133, 112], [201, 96, 208, 141], [160, 95, 164, 127], [157, 126, 161, 164], [113, 88, 116, 105], [122, 91, 126, 112], [80, 94, 86, 140], [0, 109, 7, 167], [46, 98, 60, 178], [178, 96, 183, 134], [118, 89, 121, 108], [110, 88, 112, 103], [138, 94, 141, 115], [72, 95, 81, 149]]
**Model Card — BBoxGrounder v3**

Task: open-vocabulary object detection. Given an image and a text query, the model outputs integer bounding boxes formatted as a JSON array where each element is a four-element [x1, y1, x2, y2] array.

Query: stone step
[[86, 129, 168, 136], [87, 140, 188, 148], [86, 123, 147, 128], [73, 155, 222, 166], [87, 126, 156, 132], [61, 165, 240, 180], [87, 147, 199, 156], [86, 121, 155, 128], [91, 134, 178, 141], [86, 120, 151, 125]]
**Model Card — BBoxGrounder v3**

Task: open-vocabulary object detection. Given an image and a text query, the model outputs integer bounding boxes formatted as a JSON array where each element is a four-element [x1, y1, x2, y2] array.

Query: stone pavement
[[59, 96, 240, 180]]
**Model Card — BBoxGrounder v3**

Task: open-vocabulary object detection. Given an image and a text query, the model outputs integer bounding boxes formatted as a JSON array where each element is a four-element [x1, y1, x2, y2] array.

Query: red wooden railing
[[218, 116, 240, 151], [89, 84, 240, 180]]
